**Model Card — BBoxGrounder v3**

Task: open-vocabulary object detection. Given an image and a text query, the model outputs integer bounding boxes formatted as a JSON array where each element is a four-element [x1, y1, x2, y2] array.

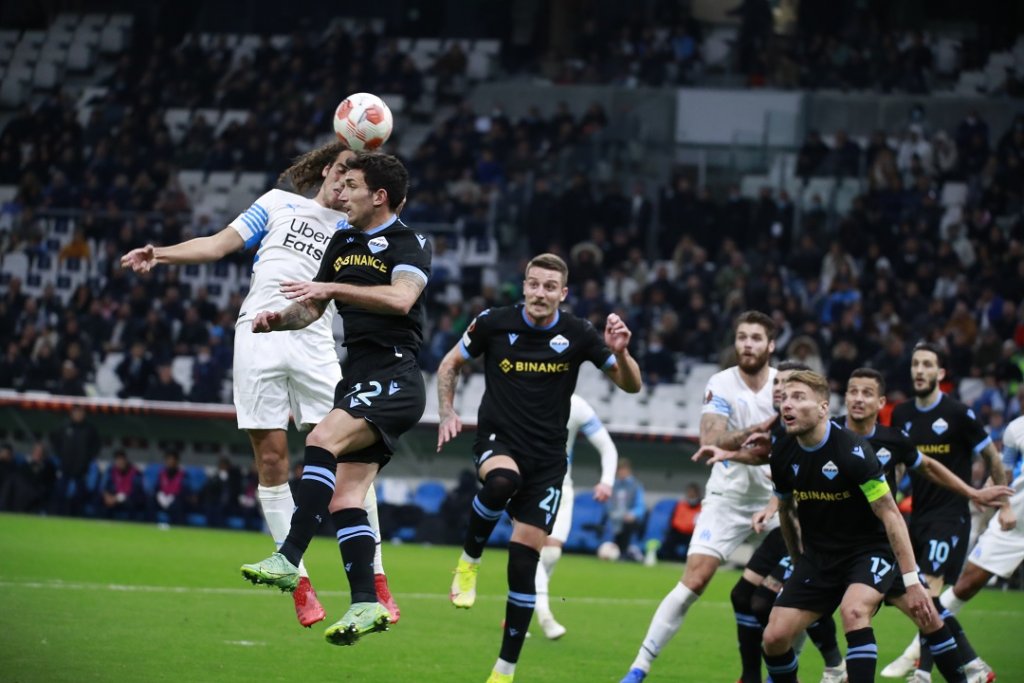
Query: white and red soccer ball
[[333, 92, 394, 151]]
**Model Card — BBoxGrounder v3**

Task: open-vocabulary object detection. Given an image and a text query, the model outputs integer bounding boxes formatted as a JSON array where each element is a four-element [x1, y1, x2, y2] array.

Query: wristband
[[902, 571, 921, 588]]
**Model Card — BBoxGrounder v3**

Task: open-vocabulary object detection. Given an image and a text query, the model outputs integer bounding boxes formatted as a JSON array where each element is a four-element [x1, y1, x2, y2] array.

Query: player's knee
[[751, 585, 778, 626], [730, 577, 758, 613], [761, 623, 791, 654], [508, 541, 541, 592], [540, 544, 562, 567], [838, 603, 868, 630], [482, 467, 521, 502]]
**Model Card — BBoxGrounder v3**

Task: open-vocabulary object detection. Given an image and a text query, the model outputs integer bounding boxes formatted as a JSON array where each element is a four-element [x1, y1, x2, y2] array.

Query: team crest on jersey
[[852, 445, 865, 459], [821, 460, 838, 480], [368, 236, 389, 253], [549, 334, 569, 354], [876, 447, 892, 465], [932, 418, 949, 435]]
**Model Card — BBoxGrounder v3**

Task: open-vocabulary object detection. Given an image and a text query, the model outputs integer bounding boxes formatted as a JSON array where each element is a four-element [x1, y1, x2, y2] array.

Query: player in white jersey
[[620, 311, 778, 683], [120, 141, 399, 627], [887, 415, 1021, 683], [534, 393, 618, 639]]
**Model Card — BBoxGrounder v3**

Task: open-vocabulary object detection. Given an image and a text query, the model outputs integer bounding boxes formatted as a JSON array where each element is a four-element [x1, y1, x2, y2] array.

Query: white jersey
[[230, 189, 349, 338], [700, 365, 777, 501], [1003, 416, 1024, 492], [566, 394, 616, 487]]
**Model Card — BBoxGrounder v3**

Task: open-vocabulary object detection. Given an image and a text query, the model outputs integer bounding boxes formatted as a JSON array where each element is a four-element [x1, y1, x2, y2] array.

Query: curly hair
[[277, 140, 351, 194]]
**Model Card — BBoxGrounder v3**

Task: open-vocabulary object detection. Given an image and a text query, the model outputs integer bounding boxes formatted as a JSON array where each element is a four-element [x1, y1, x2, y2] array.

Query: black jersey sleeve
[[459, 308, 496, 359], [960, 406, 994, 453], [895, 429, 924, 470], [841, 436, 890, 503], [579, 319, 615, 370], [392, 231, 432, 284]]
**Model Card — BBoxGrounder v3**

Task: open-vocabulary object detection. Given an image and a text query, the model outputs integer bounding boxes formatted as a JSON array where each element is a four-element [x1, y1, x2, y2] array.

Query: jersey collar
[[520, 306, 560, 330], [364, 214, 398, 236], [799, 420, 832, 452], [915, 393, 943, 413]]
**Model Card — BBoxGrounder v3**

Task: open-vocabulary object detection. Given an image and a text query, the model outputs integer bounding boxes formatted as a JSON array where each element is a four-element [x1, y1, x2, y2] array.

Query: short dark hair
[[777, 360, 810, 373], [848, 367, 886, 395], [526, 253, 569, 286], [734, 310, 776, 341], [912, 341, 947, 369], [345, 152, 409, 211]]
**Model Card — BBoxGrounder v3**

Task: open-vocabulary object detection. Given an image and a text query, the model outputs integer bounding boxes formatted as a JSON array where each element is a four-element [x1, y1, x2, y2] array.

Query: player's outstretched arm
[[585, 425, 617, 502], [120, 227, 244, 273], [777, 494, 802, 562], [300, 271, 426, 315], [436, 344, 468, 452], [752, 495, 779, 533], [916, 454, 1013, 508], [871, 492, 937, 627], [700, 412, 776, 450], [252, 298, 327, 333], [602, 313, 642, 393]]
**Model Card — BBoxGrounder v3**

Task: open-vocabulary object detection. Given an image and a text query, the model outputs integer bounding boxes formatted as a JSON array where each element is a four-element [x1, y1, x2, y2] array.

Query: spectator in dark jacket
[[50, 405, 101, 515]]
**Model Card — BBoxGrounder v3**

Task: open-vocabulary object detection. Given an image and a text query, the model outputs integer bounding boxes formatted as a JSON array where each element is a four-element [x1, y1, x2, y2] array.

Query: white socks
[[493, 658, 515, 676], [257, 483, 308, 577], [363, 484, 384, 574], [939, 586, 965, 615], [631, 583, 700, 672], [535, 545, 563, 616]]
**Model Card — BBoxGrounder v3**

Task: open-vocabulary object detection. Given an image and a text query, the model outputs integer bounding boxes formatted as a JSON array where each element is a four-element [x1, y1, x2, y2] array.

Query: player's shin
[[920, 623, 966, 683], [730, 578, 764, 683], [845, 627, 878, 683], [806, 615, 843, 668], [500, 542, 540, 671], [332, 508, 379, 603], [279, 446, 337, 566], [465, 468, 521, 558], [258, 482, 310, 577], [762, 649, 799, 683], [630, 583, 699, 673]]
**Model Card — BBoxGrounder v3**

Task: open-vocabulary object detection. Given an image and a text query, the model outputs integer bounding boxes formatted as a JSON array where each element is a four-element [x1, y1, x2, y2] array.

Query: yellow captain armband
[[860, 476, 890, 503]]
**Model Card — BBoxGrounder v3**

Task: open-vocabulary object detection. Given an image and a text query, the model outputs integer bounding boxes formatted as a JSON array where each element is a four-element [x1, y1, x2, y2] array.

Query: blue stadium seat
[[486, 511, 514, 547], [142, 462, 162, 494], [643, 498, 678, 546], [185, 466, 207, 494], [565, 494, 607, 553], [412, 480, 446, 515]]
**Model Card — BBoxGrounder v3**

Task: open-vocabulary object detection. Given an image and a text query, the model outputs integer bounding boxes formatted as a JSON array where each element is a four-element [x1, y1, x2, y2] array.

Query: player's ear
[[768, 338, 776, 355], [559, 285, 568, 302], [877, 394, 887, 409], [937, 366, 946, 383]]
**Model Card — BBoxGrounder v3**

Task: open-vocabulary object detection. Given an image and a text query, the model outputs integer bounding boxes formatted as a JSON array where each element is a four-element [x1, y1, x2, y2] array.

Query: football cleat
[[375, 573, 401, 624], [485, 670, 514, 683], [292, 576, 326, 627], [536, 611, 567, 640], [905, 671, 931, 683], [881, 654, 920, 678], [451, 558, 479, 608], [620, 668, 647, 683], [240, 552, 299, 592], [820, 661, 848, 683], [964, 657, 996, 683], [323, 601, 390, 646]]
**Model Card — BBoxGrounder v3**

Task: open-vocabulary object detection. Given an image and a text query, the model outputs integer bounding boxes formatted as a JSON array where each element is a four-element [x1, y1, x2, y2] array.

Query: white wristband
[[902, 571, 921, 588]]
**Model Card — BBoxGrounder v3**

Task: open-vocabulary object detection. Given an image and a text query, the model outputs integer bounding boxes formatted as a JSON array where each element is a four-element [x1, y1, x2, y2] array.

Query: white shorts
[[966, 486, 1024, 579], [549, 474, 575, 544], [687, 494, 778, 562], [233, 324, 341, 431]]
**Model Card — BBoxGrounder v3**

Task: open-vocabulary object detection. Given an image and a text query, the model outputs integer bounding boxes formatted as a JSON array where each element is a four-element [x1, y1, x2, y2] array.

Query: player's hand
[[692, 444, 735, 465], [252, 311, 281, 333], [751, 508, 775, 533], [905, 583, 938, 628], [281, 280, 335, 304], [741, 430, 772, 457], [973, 484, 1015, 508], [592, 482, 612, 502], [754, 413, 777, 434], [998, 503, 1017, 531], [437, 412, 463, 452], [120, 245, 157, 273], [604, 313, 632, 354]]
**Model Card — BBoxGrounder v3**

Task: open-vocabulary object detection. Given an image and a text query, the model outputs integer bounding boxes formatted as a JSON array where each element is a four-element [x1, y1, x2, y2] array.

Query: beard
[[914, 377, 938, 398], [738, 349, 770, 374]]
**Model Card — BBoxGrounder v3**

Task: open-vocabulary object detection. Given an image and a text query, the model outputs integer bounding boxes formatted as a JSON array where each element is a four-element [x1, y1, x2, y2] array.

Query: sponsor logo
[[283, 219, 331, 259], [791, 464, 800, 475], [704, 389, 714, 405], [508, 333, 519, 345], [919, 444, 951, 454], [368, 236, 389, 253], [337, 218, 350, 229], [388, 380, 400, 395], [852, 445, 864, 458], [821, 460, 839, 480], [876, 447, 892, 466], [794, 489, 851, 502], [415, 234, 426, 249], [499, 359, 572, 374], [904, 421, 912, 433], [932, 418, 949, 435], [500, 358, 513, 373], [344, 562, 352, 572], [334, 253, 388, 273], [549, 334, 569, 354]]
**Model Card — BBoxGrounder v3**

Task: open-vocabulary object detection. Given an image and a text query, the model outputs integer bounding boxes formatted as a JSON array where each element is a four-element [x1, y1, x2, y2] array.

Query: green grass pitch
[[2, 514, 1022, 682]]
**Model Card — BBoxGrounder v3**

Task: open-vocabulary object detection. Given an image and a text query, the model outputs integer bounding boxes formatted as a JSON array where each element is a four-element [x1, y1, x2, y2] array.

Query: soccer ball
[[596, 541, 621, 562], [333, 92, 394, 151]]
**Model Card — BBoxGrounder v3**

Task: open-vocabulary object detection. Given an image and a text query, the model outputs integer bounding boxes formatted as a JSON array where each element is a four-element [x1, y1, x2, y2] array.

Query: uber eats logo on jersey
[[284, 219, 331, 259], [334, 253, 388, 274], [499, 358, 571, 374]]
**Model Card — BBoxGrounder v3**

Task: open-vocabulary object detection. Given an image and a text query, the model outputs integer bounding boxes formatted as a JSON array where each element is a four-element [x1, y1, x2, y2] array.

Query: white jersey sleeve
[[566, 394, 617, 487], [1003, 416, 1024, 486], [700, 366, 777, 502], [230, 189, 349, 339]]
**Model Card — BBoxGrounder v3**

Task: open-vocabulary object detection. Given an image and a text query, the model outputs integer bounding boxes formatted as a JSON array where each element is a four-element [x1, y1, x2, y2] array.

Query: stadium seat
[[142, 462, 162, 494], [565, 494, 607, 552], [643, 498, 677, 547], [412, 480, 447, 515]]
